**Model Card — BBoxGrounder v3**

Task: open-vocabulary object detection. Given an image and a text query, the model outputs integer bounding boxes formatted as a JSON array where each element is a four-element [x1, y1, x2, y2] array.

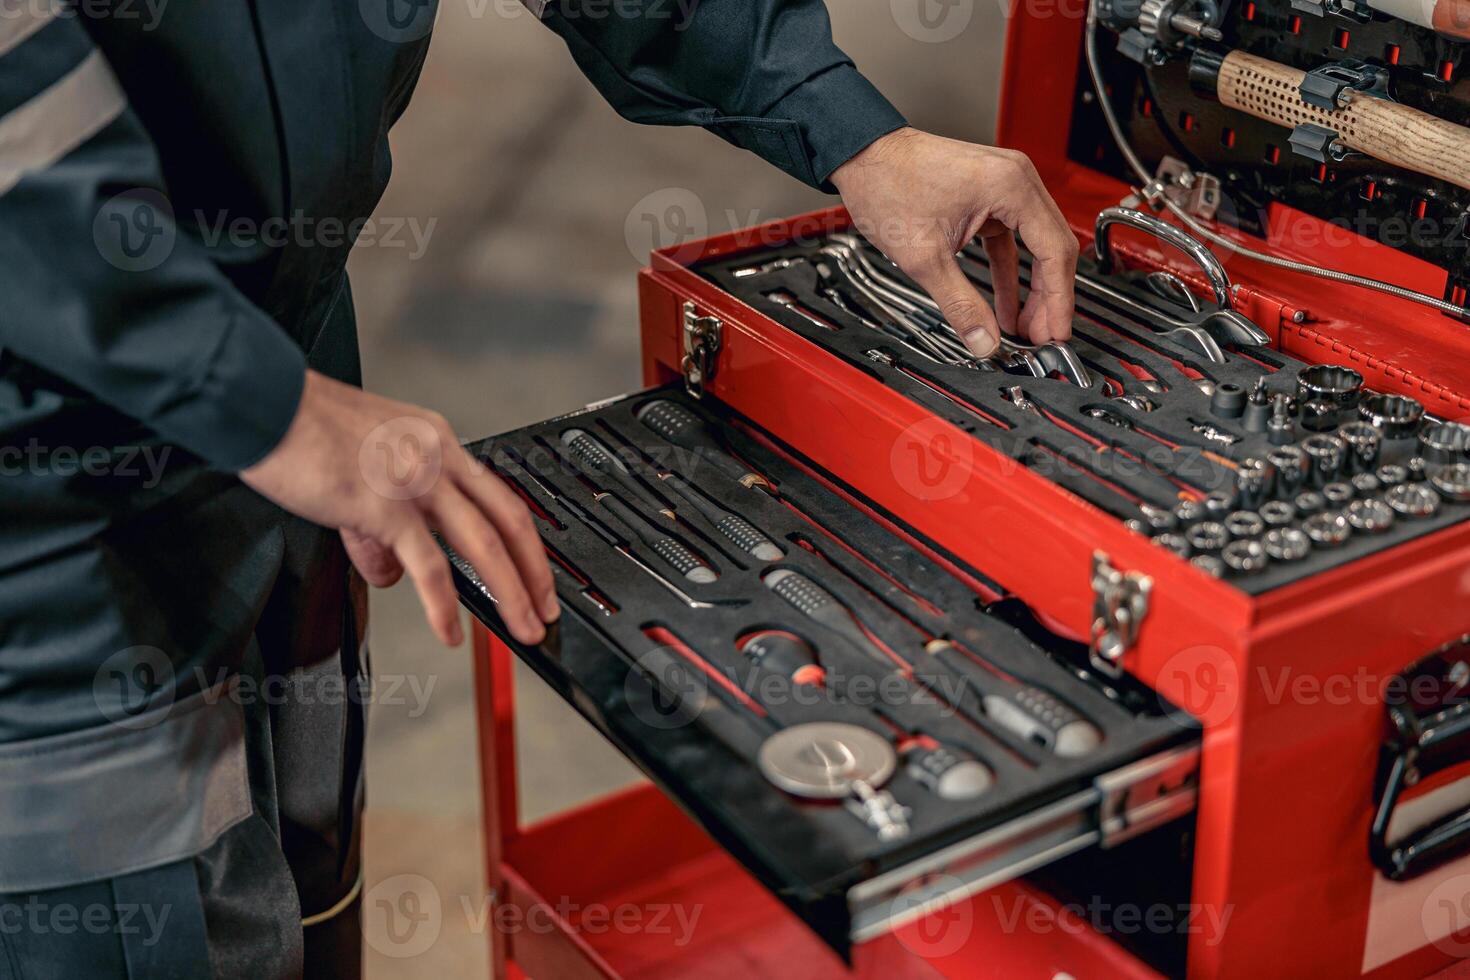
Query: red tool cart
[[458, 0, 1470, 976]]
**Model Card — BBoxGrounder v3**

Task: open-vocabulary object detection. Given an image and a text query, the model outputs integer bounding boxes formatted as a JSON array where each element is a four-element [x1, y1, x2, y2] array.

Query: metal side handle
[[1093, 206, 1233, 309]]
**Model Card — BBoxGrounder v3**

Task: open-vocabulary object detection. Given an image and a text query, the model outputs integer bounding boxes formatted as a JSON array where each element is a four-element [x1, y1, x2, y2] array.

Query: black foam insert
[[697, 235, 1470, 594], [458, 388, 1195, 957]]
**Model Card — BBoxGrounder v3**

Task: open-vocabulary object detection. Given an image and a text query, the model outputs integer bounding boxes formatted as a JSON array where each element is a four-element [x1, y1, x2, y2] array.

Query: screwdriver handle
[[929, 641, 1101, 758], [563, 429, 674, 518], [597, 494, 715, 584], [663, 474, 783, 561], [636, 400, 771, 490]]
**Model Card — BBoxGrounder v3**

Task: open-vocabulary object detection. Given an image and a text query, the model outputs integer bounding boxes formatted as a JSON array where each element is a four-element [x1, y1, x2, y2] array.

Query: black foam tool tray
[[698, 235, 1470, 594], [456, 386, 1197, 957]]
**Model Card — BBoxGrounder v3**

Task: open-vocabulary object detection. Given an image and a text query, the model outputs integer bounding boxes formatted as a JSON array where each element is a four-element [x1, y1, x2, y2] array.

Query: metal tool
[[562, 429, 676, 519], [765, 290, 841, 333], [1264, 527, 1311, 562], [1300, 400, 1341, 433], [1268, 445, 1309, 498], [757, 723, 909, 840], [1185, 521, 1230, 554], [1190, 554, 1226, 577], [1222, 539, 1269, 575], [1376, 464, 1410, 487], [926, 640, 1102, 758], [764, 569, 899, 671], [1224, 511, 1265, 539], [1301, 434, 1348, 488], [657, 472, 783, 561], [1385, 483, 1442, 519], [1260, 500, 1296, 527], [1351, 473, 1382, 498], [1154, 532, 1192, 557], [733, 256, 806, 278], [903, 744, 994, 800], [513, 453, 742, 610], [1303, 512, 1352, 548], [1360, 393, 1425, 439], [1347, 498, 1396, 534], [595, 493, 717, 584], [1338, 422, 1384, 474], [1267, 396, 1297, 446], [1235, 457, 1274, 508], [636, 399, 772, 491], [830, 233, 1094, 386], [741, 631, 825, 687], [1323, 482, 1356, 509], [1430, 463, 1470, 502], [1418, 422, 1470, 465], [1297, 365, 1365, 410]]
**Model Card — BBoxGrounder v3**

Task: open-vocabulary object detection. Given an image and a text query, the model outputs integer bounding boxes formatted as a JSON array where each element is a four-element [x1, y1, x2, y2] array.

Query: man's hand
[[831, 128, 1079, 357], [241, 370, 558, 647]]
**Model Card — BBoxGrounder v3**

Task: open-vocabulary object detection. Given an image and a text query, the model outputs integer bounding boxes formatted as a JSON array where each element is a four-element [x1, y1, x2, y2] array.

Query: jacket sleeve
[[0, 9, 306, 472], [527, 0, 908, 190]]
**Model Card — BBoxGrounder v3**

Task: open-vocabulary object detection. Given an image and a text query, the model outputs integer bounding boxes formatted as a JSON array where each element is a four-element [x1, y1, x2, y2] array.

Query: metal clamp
[[681, 300, 723, 399], [1090, 552, 1153, 676], [1093, 206, 1233, 308]]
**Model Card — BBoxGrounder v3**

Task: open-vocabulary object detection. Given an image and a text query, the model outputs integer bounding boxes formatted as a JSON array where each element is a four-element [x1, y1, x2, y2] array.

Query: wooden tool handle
[[1216, 49, 1470, 192]]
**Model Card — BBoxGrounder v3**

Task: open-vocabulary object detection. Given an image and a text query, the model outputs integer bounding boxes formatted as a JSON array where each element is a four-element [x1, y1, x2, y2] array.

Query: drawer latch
[[1090, 552, 1153, 676], [681, 301, 723, 399]]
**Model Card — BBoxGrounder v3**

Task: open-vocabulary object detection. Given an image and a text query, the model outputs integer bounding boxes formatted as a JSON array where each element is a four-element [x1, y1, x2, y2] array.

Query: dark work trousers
[[0, 502, 368, 980]]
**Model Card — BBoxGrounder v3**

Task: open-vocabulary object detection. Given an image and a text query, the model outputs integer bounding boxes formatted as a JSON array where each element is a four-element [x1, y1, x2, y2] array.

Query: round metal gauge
[[758, 723, 896, 800]]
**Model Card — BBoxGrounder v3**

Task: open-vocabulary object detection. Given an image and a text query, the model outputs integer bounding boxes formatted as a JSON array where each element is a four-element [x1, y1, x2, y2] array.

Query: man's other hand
[[831, 128, 1079, 358], [241, 371, 558, 647]]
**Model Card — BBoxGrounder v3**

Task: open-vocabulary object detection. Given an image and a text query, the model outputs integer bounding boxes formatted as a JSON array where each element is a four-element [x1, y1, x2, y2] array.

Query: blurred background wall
[[349, 1, 1006, 973]]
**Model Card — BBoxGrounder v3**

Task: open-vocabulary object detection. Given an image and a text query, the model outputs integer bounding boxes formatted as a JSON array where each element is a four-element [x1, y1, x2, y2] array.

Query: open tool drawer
[[455, 386, 1201, 967]]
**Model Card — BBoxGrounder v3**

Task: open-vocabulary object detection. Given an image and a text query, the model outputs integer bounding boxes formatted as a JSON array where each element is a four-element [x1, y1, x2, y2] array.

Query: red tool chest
[[458, 2, 1470, 976]]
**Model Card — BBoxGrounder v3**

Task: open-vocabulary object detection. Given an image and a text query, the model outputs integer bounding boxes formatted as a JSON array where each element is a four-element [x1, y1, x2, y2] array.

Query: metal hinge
[[1090, 552, 1153, 676], [681, 301, 723, 399]]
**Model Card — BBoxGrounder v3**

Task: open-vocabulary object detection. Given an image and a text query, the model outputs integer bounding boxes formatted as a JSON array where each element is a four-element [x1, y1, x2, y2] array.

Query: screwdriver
[[658, 472, 783, 561], [763, 569, 905, 672], [596, 493, 717, 584], [562, 429, 674, 519], [926, 640, 1101, 758], [635, 400, 773, 492]]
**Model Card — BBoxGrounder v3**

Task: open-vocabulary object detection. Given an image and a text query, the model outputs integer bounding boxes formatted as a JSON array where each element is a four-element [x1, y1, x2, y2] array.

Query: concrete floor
[[350, 3, 1003, 974]]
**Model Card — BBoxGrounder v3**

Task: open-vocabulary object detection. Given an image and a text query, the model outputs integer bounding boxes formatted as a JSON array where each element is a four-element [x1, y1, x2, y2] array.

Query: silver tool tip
[[686, 566, 718, 585], [763, 568, 793, 586]]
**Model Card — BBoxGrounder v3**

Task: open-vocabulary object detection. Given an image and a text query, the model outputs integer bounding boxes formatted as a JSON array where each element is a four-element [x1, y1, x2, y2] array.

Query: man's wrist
[[830, 126, 919, 196]]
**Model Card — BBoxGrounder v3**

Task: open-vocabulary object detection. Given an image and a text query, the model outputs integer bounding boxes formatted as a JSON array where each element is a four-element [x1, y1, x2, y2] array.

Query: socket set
[[698, 215, 1470, 594], [457, 388, 1197, 951]]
